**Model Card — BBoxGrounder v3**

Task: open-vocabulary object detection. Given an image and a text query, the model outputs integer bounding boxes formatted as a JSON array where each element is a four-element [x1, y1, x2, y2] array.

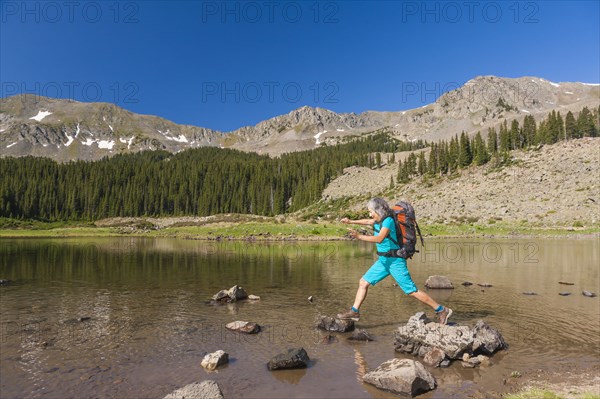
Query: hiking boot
[[336, 309, 360, 321], [437, 307, 453, 325]]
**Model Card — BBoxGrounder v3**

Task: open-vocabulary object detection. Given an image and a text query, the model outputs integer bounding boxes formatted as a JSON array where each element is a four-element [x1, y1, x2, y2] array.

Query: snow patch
[[75, 123, 80, 137], [82, 138, 95, 146], [29, 110, 52, 122], [118, 136, 135, 149], [336, 128, 345, 132], [6, 142, 17, 148], [98, 140, 115, 149], [581, 82, 600, 86], [314, 130, 327, 145], [564, 91, 574, 95], [0, 129, 6, 133], [108, 124, 114, 132], [65, 134, 74, 147], [521, 110, 530, 113]]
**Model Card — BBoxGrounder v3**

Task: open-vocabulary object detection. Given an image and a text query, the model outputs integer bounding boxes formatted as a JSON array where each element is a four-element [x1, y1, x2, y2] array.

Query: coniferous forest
[[1, 106, 598, 222]]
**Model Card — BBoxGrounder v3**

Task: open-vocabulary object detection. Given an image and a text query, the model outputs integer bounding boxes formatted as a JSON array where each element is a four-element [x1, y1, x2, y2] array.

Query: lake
[[1, 237, 598, 398]]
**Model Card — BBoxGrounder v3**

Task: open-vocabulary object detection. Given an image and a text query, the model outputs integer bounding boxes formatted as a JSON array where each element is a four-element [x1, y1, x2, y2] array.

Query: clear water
[[1, 237, 598, 398]]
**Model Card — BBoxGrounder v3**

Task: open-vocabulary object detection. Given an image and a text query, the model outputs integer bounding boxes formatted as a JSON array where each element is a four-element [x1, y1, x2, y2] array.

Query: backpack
[[388, 201, 424, 259]]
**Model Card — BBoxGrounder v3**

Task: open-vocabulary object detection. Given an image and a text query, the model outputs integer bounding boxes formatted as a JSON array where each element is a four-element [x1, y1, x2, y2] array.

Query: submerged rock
[[558, 281, 575, 285], [363, 359, 436, 397], [0, 279, 11, 286], [267, 348, 309, 370], [348, 329, 374, 341], [425, 275, 454, 289], [582, 290, 597, 297], [316, 316, 354, 332], [558, 292, 572, 296], [225, 321, 260, 334], [522, 291, 537, 295], [461, 281, 473, 286], [394, 313, 507, 362], [477, 283, 493, 288], [201, 350, 229, 371], [247, 294, 260, 300], [163, 380, 224, 399]]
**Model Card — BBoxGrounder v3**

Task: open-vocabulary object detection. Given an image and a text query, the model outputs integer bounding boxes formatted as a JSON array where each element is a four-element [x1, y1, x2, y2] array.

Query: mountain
[[0, 95, 224, 161], [229, 76, 600, 154], [1, 76, 598, 160]]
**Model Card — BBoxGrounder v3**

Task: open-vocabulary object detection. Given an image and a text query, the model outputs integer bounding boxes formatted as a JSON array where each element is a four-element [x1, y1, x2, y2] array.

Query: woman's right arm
[[341, 218, 375, 226]]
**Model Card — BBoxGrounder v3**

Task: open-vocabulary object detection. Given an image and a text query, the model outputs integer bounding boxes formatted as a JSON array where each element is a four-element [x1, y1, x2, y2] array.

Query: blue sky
[[1, 1, 599, 132]]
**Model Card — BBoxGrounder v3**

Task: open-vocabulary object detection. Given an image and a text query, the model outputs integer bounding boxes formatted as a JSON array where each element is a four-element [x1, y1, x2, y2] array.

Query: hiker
[[337, 197, 452, 324]]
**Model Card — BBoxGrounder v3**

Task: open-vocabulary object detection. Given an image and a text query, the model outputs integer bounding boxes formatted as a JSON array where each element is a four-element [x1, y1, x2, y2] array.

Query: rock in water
[[472, 320, 507, 355], [423, 348, 446, 367], [201, 350, 229, 371], [212, 290, 229, 302], [478, 283, 493, 287], [424, 275, 454, 289], [0, 279, 10, 286], [558, 281, 575, 285], [461, 281, 473, 286], [163, 381, 224, 399], [348, 329, 374, 341], [582, 290, 597, 297], [228, 285, 248, 301], [316, 316, 354, 332], [394, 313, 507, 360], [225, 321, 260, 334], [247, 294, 260, 300], [267, 348, 309, 370], [558, 292, 571, 296], [522, 291, 537, 295], [363, 359, 436, 397]]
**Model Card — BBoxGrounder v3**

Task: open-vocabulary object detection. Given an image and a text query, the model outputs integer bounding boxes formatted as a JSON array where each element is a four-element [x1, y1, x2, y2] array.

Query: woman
[[337, 197, 453, 324]]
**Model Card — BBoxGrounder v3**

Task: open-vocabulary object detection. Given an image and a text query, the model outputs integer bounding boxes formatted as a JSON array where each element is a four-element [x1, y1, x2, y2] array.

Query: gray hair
[[367, 197, 393, 220]]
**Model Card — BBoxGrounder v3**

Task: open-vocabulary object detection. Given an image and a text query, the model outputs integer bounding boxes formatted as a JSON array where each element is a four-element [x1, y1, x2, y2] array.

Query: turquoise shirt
[[374, 216, 400, 252]]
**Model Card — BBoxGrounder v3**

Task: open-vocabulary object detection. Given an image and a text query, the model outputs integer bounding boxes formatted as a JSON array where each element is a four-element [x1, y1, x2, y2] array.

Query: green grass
[[505, 388, 562, 399], [505, 389, 600, 399], [1, 216, 598, 240]]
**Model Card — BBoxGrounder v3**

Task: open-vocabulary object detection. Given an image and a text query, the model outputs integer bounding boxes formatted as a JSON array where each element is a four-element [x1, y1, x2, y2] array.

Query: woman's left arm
[[349, 227, 389, 243]]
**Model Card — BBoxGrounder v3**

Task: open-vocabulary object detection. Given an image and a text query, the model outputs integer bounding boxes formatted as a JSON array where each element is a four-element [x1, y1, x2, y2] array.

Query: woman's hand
[[348, 228, 360, 239], [341, 217, 351, 224]]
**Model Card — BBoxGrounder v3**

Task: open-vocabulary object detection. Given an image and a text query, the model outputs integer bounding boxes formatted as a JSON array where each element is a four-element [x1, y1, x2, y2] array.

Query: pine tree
[[458, 132, 472, 167], [565, 111, 577, 139]]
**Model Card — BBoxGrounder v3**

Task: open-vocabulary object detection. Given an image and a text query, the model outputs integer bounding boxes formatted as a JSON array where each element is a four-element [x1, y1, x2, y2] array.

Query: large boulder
[[394, 312, 506, 361], [267, 348, 310, 370], [363, 359, 436, 397], [424, 275, 454, 289], [225, 321, 260, 334], [316, 316, 354, 332], [163, 381, 224, 399], [201, 350, 229, 371]]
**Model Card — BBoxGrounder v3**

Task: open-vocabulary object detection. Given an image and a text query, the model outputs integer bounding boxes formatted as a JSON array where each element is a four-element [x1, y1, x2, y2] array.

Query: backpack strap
[[375, 217, 401, 248], [414, 220, 425, 247]]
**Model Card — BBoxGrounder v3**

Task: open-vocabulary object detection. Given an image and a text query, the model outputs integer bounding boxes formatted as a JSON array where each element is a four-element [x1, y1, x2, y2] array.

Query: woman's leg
[[352, 278, 371, 310], [409, 290, 439, 309]]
